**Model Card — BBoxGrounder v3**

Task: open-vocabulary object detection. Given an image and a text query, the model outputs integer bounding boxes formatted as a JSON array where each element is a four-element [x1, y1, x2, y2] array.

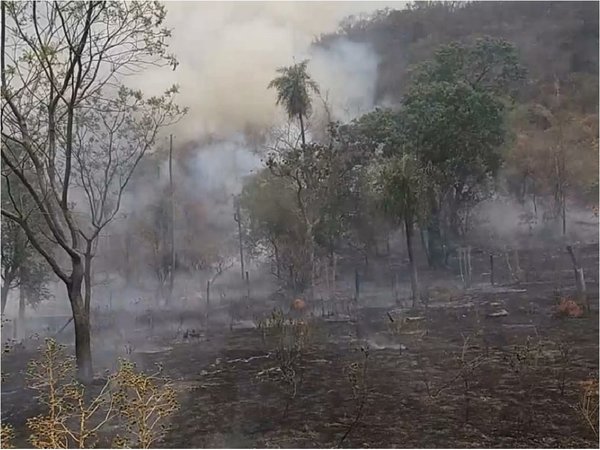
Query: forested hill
[[317, 1, 598, 108], [315, 1, 599, 207]]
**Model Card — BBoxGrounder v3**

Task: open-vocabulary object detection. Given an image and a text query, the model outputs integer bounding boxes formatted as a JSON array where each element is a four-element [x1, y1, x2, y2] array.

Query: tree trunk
[[68, 259, 93, 383], [299, 113, 306, 147], [307, 224, 315, 302], [168, 134, 175, 303], [566, 245, 588, 311], [18, 272, 25, 340], [1, 283, 8, 315], [273, 240, 280, 278], [405, 217, 420, 307], [420, 228, 431, 267], [309, 238, 315, 303], [206, 279, 210, 330], [84, 241, 93, 317], [236, 203, 245, 281], [562, 194, 566, 236], [427, 206, 445, 268], [332, 252, 337, 301]]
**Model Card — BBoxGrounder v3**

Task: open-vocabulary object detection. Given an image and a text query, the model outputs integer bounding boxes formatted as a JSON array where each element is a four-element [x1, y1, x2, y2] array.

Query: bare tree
[[1, 1, 185, 381]]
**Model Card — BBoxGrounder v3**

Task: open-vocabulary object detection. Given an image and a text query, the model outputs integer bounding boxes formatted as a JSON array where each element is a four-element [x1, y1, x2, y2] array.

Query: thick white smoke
[[129, 2, 399, 141]]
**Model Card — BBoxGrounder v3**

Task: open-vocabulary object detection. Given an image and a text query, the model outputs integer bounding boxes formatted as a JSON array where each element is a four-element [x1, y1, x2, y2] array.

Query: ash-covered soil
[[2, 244, 599, 448]]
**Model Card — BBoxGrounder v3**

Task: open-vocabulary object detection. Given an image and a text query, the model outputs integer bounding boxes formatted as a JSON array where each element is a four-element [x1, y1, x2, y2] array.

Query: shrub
[[26, 338, 115, 449], [339, 345, 369, 446], [256, 309, 314, 416], [23, 338, 178, 448], [1, 422, 15, 448], [577, 378, 599, 438], [112, 361, 179, 448]]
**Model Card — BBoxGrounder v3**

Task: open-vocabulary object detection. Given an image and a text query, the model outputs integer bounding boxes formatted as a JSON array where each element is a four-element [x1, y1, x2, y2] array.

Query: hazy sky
[[131, 1, 406, 142]]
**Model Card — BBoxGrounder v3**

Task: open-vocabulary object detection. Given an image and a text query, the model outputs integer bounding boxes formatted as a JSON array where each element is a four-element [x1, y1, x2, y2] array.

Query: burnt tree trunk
[[566, 245, 588, 311], [18, 274, 26, 340], [299, 113, 306, 147], [68, 258, 93, 383], [206, 279, 210, 330], [84, 240, 93, 317], [235, 203, 245, 281], [1, 266, 16, 315], [420, 228, 431, 267], [405, 217, 420, 307], [1, 284, 8, 315], [308, 224, 315, 302], [168, 134, 175, 304], [273, 240, 280, 278]]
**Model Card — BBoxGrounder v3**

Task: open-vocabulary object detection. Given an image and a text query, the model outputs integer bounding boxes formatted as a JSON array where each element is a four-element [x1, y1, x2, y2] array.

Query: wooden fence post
[[355, 269, 360, 303], [246, 271, 250, 301], [566, 245, 588, 311], [206, 279, 210, 329]]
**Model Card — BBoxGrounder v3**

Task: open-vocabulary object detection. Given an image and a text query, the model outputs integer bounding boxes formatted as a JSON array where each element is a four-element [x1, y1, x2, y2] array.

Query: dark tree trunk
[[168, 134, 175, 303], [18, 271, 25, 340], [235, 203, 245, 281], [299, 113, 306, 147], [68, 258, 93, 383], [405, 217, 420, 307], [308, 228, 315, 302], [562, 194, 566, 235], [420, 228, 431, 267], [1, 284, 8, 315], [427, 209, 444, 268], [84, 241, 93, 317], [273, 240, 280, 278]]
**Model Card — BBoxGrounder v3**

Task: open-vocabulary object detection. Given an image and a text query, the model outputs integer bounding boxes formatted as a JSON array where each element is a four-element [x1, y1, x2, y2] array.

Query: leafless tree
[[1, 1, 186, 381]]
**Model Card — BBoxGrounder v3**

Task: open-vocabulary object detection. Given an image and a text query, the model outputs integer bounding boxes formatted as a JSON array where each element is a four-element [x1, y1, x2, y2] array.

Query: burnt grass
[[2, 244, 599, 448]]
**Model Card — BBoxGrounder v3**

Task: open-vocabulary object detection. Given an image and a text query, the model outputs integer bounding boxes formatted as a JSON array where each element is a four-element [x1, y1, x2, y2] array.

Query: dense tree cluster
[[240, 1, 598, 302]]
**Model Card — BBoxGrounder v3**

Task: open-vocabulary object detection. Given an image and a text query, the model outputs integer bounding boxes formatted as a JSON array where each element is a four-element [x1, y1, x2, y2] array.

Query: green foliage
[[239, 168, 307, 287], [268, 60, 320, 121], [411, 36, 526, 95], [401, 80, 505, 185], [1, 174, 53, 309], [376, 153, 430, 226], [397, 37, 525, 236], [341, 108, 402, 157], [249, 123, 368, 289], [317, 0, 598, 222]]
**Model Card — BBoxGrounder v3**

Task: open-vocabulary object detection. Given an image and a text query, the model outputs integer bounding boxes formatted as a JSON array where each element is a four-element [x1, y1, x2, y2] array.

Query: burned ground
[[2, 243, 598, 448]]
